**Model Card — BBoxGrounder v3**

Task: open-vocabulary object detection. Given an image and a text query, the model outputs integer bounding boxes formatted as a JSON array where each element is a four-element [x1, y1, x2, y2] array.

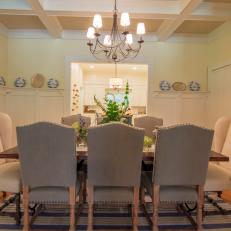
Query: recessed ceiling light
[[132, 66, 137, 70], [89, 65, 95, 69]]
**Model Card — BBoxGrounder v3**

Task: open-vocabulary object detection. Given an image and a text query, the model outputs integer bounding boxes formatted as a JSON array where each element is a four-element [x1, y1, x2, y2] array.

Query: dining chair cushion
[[29, 183, 80, 203], [94, 186, 133, 203], [0, 162, 21, 193], [141, 171, 198, 202], [205, 163, 231, 192]]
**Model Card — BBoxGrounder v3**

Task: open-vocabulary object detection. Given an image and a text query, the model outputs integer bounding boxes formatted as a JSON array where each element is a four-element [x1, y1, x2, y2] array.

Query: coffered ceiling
[[0, 0, 230, 40]]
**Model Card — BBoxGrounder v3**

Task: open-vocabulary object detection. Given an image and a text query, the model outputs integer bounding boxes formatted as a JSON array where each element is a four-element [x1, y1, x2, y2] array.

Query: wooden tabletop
[[0, 146, 229, 162]]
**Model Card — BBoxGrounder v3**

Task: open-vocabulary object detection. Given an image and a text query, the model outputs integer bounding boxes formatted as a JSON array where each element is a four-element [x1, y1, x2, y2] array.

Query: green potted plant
[[94, 81, 132, 125]]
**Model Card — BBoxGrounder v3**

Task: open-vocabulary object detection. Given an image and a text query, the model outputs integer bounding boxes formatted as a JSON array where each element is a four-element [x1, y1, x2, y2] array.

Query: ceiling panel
[[175, 20, 224, 34], [0, 15, 45, 29], [58, 16, 163, 33]]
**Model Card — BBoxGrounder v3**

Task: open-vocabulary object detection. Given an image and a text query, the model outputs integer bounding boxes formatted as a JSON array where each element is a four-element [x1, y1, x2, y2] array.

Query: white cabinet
[[5, 89, 36, 127], [150, 91, 209, 126], [0, 88, 65, 145], [36, 90, 64, 123]]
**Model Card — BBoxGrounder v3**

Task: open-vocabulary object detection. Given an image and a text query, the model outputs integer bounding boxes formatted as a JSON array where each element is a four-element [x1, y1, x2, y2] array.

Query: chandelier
[[86, 0, 146, 63], [109, 63, 123, 89]]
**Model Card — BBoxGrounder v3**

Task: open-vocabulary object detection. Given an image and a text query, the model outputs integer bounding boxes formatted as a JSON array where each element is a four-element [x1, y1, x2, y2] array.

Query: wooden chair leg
[[152, 185, 159, 231], [132, 187, 139, 231], [140, 186, 145, 205], [83, 177, 87, 203], [23, 186, 29, 231], [15, 193, 21, 225], [197, 185, 204, 231], [87, 186, 93, 231], [69, 186, 76, 231]]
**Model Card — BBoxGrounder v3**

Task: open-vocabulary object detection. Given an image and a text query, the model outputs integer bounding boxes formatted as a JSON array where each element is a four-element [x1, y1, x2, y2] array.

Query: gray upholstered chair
[[16, 122, 81, 231], [141, 124, 213, 231], [87, 122, 145, 231], [134, 115, 163, 141], [61, 114, 91, 128], [0, 112, 21, 224]]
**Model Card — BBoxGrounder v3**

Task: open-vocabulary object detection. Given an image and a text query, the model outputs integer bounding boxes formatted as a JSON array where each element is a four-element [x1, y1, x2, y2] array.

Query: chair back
[[153, 124, 213, 186], [88, 122, 144, 187], [17, 122, 76, 188], [134, 115, 163, 140], [61, 114, 91, 128], [213, 116, 231, 153], [0, 112, 12, 151]]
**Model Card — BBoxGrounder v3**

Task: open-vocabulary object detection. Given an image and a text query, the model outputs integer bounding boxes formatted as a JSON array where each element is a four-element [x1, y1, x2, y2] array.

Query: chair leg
[[87, 186, 94, 231], [152, 185, 159, 231], [140, 186, 145, 205], [23, 186, 29, 231], [69, 186, 76, 231], [132, 187, 139, 231], [197, 185, 204, 231], [83, 177, 87, 203], [15, 193, 21, 225]]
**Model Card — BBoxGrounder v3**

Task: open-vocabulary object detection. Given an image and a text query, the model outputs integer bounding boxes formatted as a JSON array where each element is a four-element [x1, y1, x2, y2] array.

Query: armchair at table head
[[213, 116, 231, 153], [0, 112, 21, 224], [0, 112, 13, 152], [205, 116, 231, 194]]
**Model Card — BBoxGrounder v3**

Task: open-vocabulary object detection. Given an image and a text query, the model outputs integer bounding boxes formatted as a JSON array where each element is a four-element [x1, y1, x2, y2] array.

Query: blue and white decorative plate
[[159, 80, 171, 91], [14, 77, 26, 87], [189, 81, 200, 91], [47, 78, 59, 88], [0, 76, 6, 86]]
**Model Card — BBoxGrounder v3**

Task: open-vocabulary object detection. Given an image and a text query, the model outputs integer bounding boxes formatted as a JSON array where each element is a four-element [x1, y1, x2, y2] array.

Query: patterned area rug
[[1, 197, 231, 230]]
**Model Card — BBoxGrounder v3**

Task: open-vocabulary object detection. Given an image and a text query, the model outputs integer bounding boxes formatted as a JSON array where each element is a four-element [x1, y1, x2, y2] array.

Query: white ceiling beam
[[41, 0, 182, 15], [186, 15, 231, 22], [26, 0, 62, 38], [0, 9, 35, 15], [157, 0, 203, 41], [0, 8, 229, 23], [45, 11, 178, 20]]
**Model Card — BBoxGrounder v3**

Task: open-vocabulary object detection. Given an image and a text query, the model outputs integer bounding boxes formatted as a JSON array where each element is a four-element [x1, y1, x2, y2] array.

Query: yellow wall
[[206, 22, 231, 127], [7, 37, 208, 91], [208, 22, 231, 68], [0, 34, 8, 77]]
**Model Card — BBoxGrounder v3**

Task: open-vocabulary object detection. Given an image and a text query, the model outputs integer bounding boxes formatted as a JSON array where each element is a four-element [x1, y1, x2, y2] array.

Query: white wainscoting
[[149, 91, 209, 126], [0, 88, 65, 145]]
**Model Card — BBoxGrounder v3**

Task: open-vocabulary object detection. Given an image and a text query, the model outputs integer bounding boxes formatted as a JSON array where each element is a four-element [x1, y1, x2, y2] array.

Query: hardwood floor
[[221, 191, 231, 203]]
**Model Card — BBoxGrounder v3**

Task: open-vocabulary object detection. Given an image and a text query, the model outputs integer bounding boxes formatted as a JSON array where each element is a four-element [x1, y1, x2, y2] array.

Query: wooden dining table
[[0, 145, 229, 162]]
